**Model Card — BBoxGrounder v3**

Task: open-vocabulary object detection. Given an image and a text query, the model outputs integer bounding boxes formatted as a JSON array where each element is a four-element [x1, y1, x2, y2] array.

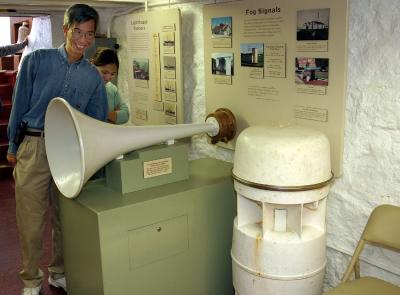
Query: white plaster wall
[[0, 17, 11, 46], [110, 0, 400, 291], [48, 8, 122, 48], [112, 1, 234, 161], [50, 13, 65, 48]]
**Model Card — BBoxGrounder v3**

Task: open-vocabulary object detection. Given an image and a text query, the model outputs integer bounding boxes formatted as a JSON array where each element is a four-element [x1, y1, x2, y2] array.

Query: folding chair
[[324, 204, 400, 295]]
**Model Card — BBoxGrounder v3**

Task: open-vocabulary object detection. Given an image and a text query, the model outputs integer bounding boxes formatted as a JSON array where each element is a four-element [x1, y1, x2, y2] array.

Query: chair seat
[[324, 277, 400, 295]]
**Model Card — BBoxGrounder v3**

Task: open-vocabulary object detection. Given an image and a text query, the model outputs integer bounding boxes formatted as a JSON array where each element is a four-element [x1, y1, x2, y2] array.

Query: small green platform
[[106, 142, 189, 194]]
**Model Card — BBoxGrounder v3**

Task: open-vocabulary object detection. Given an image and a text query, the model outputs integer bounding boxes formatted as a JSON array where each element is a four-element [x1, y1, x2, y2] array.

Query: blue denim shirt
[[7, 44, 108, 154]]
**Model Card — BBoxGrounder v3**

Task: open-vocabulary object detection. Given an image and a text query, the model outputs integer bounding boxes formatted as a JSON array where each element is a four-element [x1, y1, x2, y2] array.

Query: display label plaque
[[143, 157, 172, 178], [294, 105, 328, 122]]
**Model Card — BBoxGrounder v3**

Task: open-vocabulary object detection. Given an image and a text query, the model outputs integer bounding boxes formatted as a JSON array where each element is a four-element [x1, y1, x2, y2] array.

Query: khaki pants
[[14, 135, 64, 288]]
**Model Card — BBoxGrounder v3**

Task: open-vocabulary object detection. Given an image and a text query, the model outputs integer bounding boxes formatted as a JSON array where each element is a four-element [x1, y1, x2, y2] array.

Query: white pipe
[[45, 97, 220, 199]]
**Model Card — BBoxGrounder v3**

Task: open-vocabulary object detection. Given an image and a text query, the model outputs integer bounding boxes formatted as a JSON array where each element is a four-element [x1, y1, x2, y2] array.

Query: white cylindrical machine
[[231, 125, 332, 295]]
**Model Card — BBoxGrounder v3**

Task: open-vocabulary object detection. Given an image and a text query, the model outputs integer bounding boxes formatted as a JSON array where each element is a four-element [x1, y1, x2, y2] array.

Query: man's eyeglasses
[[70, 28, 95, 40]]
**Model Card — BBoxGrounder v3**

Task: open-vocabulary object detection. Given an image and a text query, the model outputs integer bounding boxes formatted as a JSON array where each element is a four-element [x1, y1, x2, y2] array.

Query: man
[[0, 36, 29, 57], [0, 36, 29, 112], [6, 4, 108, 295]]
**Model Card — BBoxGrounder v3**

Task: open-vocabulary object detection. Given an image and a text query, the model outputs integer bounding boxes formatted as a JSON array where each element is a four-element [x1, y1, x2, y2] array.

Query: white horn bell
[[44, 97, 236, 199]]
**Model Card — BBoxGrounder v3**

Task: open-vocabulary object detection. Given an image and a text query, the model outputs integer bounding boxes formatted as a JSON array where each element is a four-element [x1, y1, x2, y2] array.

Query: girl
[[92, 48, 129, 124]]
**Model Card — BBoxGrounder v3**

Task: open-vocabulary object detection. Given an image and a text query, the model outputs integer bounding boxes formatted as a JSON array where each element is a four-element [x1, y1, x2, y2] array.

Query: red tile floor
[[0, 175, 65, 295]]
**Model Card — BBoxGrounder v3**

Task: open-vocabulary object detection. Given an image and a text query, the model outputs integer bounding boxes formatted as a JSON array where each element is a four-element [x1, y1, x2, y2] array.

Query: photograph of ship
[[211, 53, 234, 75], [295, 57, 329, 86], [133, 58, 149, 80], [240, 43, 264, 67], [164, 101, 177, 117], [297, 8, 330, 41], [211, 16, 232, 38], [164, 79, 176, 93], [163, 56, 176, 70], [162, 31, 175, 47]]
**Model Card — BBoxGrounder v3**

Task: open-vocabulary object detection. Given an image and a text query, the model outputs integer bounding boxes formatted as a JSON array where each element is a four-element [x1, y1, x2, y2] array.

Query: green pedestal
[[60, 158, 236, 295]]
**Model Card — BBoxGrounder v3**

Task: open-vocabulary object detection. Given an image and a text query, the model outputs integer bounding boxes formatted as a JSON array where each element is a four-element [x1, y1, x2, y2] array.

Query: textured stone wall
[[324, 0, 400, 289], [111, 0, 400, 291]]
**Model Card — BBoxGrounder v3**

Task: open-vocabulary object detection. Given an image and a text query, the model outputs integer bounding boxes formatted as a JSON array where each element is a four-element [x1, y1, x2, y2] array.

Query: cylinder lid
[[233, 125, 331, 187]]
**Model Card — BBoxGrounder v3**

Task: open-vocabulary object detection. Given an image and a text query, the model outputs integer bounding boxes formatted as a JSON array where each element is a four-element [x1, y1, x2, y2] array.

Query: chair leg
[[342, 240, 365, 282], [354, 259, 360, 279]]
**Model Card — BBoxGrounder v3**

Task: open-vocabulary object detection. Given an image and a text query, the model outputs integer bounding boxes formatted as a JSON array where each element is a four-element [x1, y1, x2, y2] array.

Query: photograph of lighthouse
[[240, 43, 264, 68]]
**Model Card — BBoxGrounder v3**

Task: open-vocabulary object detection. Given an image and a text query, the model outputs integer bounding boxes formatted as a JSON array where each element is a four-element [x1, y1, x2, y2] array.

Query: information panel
[[127, 9, 184, 125], [204, 0, 348, 176]]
